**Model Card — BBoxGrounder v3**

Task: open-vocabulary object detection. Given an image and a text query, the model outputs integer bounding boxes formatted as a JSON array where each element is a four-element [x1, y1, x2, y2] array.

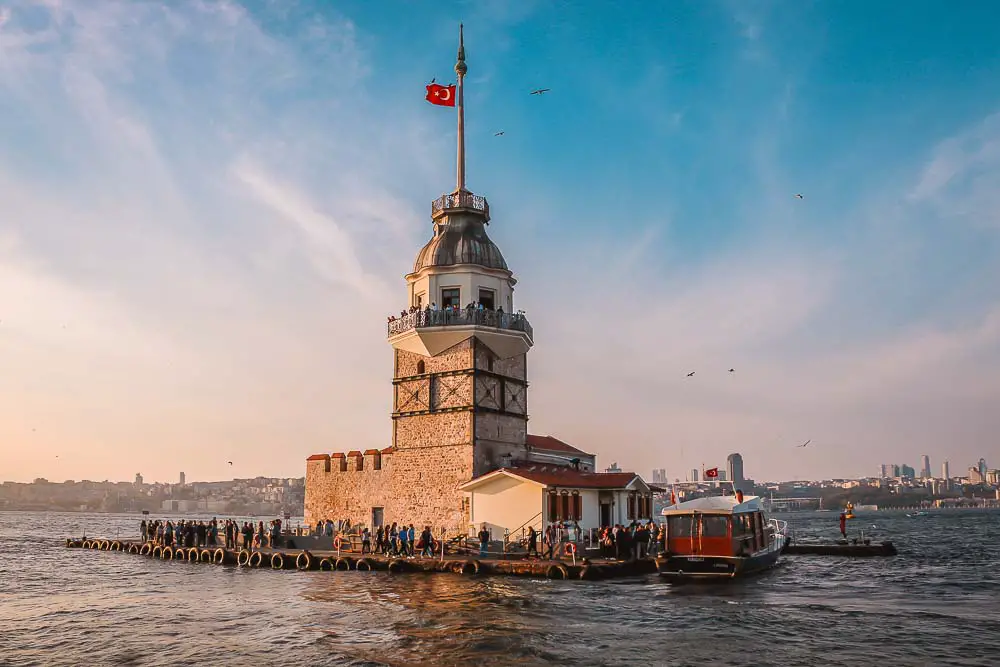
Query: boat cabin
[[661, 494, 771, 558]]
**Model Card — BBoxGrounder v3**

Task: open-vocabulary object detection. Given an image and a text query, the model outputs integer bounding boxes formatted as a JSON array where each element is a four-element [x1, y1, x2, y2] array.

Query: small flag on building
[[704, 467, 720, 479], [426, 83, 456, 107]]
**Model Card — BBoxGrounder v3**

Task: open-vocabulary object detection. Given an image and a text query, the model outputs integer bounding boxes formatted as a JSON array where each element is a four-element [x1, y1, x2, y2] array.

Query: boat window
[[667, 515, 693, 537], [733, 513, 751, 536], [701, 515, 729, 538]]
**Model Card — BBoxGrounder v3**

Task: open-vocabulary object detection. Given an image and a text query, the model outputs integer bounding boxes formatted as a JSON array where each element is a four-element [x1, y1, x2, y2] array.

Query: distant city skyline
[[2, 2, 1000, 483]]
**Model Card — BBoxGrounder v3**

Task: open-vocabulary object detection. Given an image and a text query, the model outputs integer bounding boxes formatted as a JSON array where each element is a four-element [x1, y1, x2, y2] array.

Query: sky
[[1, 0, 999, 485]]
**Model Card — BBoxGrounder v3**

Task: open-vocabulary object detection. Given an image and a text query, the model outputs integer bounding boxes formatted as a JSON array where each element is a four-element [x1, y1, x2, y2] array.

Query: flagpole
[[455, 23, 467, 193]]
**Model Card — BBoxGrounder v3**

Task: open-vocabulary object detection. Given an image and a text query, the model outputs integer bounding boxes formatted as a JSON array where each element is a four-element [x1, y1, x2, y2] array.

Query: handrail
[[504, 512, 543, 552], [388, 308, 532, 340], [432, 192, 490, 219]]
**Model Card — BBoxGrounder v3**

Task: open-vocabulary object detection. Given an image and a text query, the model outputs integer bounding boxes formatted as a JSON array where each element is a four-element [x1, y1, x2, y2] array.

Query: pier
[[64, 539, 657, 580]]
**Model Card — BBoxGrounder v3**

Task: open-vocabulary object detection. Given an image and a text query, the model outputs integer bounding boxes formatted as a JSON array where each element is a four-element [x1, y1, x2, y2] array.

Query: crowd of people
[[140, 518, 286, 550], [518, 520, 663, 561], [314, 519, 439, 557]]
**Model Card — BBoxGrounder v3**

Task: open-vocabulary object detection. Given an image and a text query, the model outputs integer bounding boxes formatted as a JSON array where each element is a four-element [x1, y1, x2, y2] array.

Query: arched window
[[571, 491, 582, 521], [560, 491, 570, 522], [547, 492, 559, 522], [416, 360, 425, 374]]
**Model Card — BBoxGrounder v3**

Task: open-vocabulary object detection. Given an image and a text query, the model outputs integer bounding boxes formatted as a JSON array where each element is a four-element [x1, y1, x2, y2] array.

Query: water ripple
[[1, 510, 999, 666]]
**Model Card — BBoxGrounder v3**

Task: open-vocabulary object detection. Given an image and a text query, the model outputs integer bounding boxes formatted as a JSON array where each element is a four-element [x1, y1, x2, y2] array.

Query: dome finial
[[455, 23, 467, 192]]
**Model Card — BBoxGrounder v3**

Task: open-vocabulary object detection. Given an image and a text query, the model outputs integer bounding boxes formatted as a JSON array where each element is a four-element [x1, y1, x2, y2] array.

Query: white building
[[459, 464, 654, 539]]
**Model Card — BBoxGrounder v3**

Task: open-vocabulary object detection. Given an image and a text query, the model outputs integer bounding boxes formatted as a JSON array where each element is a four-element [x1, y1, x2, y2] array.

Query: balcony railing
[[431, 192, 490, 220], [387, 308, 532, 340]]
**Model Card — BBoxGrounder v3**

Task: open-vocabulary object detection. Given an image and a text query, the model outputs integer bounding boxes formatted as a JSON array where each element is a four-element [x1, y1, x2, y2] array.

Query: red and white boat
[[656, 492, 788, 580]]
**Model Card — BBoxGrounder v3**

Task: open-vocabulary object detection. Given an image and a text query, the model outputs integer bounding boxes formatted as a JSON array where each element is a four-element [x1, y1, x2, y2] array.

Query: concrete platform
[[64, 539, 657, 580], [783, 540, 898, 557]]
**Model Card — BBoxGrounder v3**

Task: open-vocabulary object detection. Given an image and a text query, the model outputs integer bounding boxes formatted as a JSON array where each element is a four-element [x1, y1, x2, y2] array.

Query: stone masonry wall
[[395, 340, 472, 377], [304, 454, 394, 528]]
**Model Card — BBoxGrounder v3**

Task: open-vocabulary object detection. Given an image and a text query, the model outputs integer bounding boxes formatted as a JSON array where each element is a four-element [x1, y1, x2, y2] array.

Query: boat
[[656, 491, 789, 581], [843, 502, 856, 520]]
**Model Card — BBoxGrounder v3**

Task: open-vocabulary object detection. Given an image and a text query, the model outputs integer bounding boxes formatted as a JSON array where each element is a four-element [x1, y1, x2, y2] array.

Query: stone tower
[[386, 25, 533, 530]]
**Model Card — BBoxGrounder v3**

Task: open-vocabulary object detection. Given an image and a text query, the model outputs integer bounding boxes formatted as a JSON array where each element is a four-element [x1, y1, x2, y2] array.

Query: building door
[[600, 503, 612, 527], [372, 507, 384, 529]]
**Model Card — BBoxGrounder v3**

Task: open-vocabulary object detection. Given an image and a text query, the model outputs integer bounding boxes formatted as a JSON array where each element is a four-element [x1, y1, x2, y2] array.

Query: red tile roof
[[306, 454, 330, 461], [331, 453, 346, 458], [461, 465, 640, 490], [380, 447, 394, 454], [526, 434, 593, 456], [363, 449, 381, 455], [347, 450, 363, 457]]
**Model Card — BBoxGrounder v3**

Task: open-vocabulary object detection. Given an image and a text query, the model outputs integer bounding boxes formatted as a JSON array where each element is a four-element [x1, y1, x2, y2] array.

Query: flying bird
[[686, 371, 695, 377], [530, 88, 550, 95], [794, 193, 804, 199], [430, 77, 436, 84], [494, 130, 504, 136], [797, 439, 812, 448], [728, 368, 735, 373], [228, 461, 233, 466]]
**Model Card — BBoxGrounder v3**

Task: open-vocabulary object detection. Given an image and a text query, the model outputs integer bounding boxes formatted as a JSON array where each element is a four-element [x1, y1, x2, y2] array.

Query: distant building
[[942, 460, 950, 480], [968, 466, 984, 484], [879, 464, 894, 478], [920, 455, 931, 479], [690, 469, 699, 483], [605, 462, 622, 473], [727, 453, 745, 489], [901, 464, 916, 479], [178, 472, 186, 486], [979, 458, 988, 480], [134, 473, 143, 487]]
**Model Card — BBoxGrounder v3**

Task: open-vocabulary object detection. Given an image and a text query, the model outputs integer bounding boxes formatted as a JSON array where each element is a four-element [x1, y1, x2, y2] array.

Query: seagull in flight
[[794, 193, 804, 199], [530, 88, 550, 95], [797, 439, 812, 448], [227, 461, 233, 466], [430, 77, 436, 84], [728, 368, 735, 373], [494, 130, 505, 136], [686, 371, 695, 377]]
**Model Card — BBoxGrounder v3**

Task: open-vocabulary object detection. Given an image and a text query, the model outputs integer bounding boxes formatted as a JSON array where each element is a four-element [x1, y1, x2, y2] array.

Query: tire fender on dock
[[387, 559, 407, 573], [187, 548, 200, 561], [237, 550, 251, 567], [248, 551, 264, 568], [545, 564, 569, 580], [270, 553, 285, 570], [174, 547, 188, 561], [579, 564, 604, 580], [111, 541, 122, 551], [213, 549, 228, 565], [128, 545, 140, 555], [319, 558, 334, 571], [335, 557, 354, 571], [140, 544, 152, 556], [199, 549, 212, 563], [355, 558, 374, 571], [295, 551, 314, 571], [460, 560, 481, 576], [152, 546, 163, 559]]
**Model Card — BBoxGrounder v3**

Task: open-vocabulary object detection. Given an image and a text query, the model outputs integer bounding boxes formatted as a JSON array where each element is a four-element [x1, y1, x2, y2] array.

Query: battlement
[[305, 447, 394, 473]]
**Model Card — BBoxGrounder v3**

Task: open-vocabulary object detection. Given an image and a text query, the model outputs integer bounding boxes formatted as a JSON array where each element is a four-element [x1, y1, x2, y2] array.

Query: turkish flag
[[426, 83, 456, 107], [705, 467, 719, 479]]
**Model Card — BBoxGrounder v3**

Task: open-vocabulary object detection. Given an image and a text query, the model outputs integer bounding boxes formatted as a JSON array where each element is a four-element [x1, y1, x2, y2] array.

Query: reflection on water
[[2, 510, 1000, 666]]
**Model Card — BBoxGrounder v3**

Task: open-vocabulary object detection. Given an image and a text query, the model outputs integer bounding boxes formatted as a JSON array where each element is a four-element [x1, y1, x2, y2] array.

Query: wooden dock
[[64, 539, 657, 580], [783, 540, 898, 557]]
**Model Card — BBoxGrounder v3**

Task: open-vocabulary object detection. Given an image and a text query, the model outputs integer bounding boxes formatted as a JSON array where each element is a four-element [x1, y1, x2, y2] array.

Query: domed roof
[[413, 217, 508, 273]]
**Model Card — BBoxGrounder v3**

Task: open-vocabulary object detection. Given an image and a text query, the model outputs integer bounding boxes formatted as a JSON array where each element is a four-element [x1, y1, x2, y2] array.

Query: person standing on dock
[[478, 524, 490, 557], [839, 512, 847, 540], [543, 524, 555, 560], [526, 525, 539, 558]]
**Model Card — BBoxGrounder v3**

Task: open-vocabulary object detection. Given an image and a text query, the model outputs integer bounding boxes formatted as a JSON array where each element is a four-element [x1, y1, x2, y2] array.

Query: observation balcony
[[387, 308, 532, 360], [431, 191, 490, 223]]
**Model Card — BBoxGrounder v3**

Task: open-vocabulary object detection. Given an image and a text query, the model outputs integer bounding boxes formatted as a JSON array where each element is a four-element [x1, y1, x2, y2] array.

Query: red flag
[[426, 83, 456, 107], [705, 467, 719, 479]]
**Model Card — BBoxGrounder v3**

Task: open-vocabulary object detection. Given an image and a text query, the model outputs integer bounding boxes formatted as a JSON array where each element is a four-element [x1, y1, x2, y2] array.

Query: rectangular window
[[701, 515, 729, 538], [478, 288, 495, 310], [571, 493, 582, 521], [441, 288, 460, 308], [547, 493, 558, 522], [560, 494, 570, 522], [667, 515, 693, 538], [627, 494, 636, 520]]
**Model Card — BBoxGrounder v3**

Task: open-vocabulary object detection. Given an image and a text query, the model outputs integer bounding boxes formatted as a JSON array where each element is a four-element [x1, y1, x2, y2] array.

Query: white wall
[[408, 267, 514, 311], [468, 475, 543, 537]]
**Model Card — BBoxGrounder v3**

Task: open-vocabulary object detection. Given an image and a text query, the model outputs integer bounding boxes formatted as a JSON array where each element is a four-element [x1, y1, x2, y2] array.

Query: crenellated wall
[[303, 448, 394, 528]]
